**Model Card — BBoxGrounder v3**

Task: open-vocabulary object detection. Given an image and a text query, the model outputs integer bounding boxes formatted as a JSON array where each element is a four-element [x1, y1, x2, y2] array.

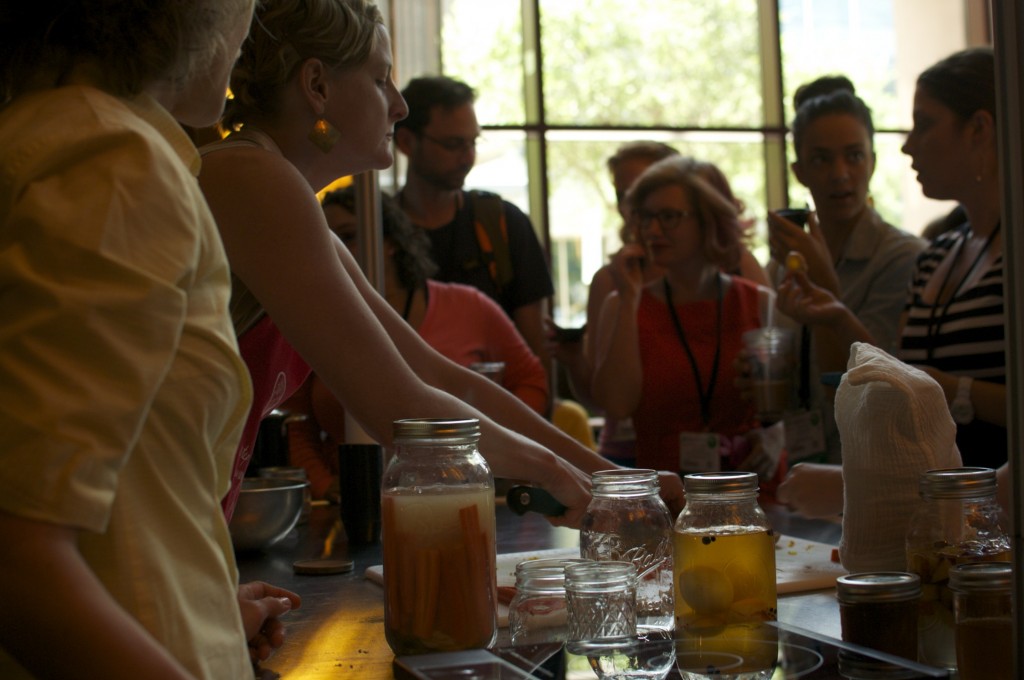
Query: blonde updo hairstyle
[[223, 0, 383, 131], [625, 155, 744, 272]]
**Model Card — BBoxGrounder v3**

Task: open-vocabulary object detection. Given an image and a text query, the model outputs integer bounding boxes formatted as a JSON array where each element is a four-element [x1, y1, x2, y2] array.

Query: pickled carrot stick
[[459, 503, 494, 635], [439, 547, 470, 644], [412, 547, 442, 640], [397, 532, 416, 633], [381, 498, 402, 626]]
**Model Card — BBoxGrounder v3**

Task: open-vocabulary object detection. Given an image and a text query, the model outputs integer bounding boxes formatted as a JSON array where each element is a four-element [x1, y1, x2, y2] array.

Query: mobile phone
[[553, 325, 586, 343], [776, 207, 810, 229]]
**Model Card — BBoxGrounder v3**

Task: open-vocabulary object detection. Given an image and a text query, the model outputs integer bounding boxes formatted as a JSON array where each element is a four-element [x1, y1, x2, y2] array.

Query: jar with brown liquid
[[950, 561, 1013, 680], [836, 572, 920, 660], [904, 467, 1010, 670]]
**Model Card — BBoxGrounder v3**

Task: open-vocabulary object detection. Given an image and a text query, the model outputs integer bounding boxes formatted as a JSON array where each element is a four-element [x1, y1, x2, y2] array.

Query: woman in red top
[[592, 156, 783, 485]]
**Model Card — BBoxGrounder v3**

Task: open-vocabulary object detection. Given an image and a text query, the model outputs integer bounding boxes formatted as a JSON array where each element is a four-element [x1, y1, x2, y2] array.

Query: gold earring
[[308, 118, 340, 153]]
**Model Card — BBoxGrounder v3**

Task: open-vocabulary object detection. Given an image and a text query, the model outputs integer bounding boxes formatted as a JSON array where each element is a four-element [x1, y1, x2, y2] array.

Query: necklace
[[925, 223, 1001, 361], [663, 273, 723, 427], [229, 126, 283, 155]]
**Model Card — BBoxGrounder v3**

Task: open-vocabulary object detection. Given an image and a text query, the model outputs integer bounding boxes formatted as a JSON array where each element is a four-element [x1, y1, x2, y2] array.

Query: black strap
[[926, 223, 1000, 361], [663, 274, 723, 427], [798, 326, 811, 409], [400, 286, 428, 323]]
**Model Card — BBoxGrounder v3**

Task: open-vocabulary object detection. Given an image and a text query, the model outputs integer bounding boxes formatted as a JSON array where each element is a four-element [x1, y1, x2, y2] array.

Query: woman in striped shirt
[[773, 47, 1005, 517], [897, 47, 1004, 468]]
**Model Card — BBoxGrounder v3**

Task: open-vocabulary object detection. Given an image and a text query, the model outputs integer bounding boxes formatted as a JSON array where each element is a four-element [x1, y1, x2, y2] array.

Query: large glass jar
[[673, 471, 777, 679], [579, 469, 674, 634], [950, 561, 1013, 680], [905, 467, 1010, 669], [382, 418, 496, 655]]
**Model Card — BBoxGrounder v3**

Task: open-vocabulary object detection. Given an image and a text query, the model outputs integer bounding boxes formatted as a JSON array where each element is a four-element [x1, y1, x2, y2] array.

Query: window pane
[[539, 0, 762, 127], [546, 134, 768, 326], [441, 0, 525, 125], [779, 0, 966, 232]]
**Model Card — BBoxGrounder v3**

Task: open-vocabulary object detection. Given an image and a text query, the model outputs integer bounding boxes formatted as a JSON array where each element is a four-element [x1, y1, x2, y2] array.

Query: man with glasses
[[395, 76, 554, 411]]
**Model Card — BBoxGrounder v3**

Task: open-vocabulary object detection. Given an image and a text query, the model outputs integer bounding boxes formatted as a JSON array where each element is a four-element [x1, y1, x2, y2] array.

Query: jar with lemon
[[673, 472, 778, 677]]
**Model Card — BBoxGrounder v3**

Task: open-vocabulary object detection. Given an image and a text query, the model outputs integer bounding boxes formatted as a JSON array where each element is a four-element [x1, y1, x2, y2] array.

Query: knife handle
[[506, 485, 567, 517]]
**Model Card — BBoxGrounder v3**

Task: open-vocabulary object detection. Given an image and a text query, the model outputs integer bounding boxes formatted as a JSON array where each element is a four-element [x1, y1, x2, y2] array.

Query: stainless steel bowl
[[229, 477, 308, 551]]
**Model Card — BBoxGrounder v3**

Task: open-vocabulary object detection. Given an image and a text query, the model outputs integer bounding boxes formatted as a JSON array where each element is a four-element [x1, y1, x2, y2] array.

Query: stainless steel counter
[[238, 500, 843, 679]]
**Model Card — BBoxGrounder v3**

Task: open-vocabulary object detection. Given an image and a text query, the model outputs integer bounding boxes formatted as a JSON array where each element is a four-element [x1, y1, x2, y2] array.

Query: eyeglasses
[[418, 132, 479, 153], [634, 208, 696, 231]]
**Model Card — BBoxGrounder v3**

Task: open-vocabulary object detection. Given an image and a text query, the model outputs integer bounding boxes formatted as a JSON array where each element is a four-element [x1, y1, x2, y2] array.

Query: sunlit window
[[390, 0, 974, 326]]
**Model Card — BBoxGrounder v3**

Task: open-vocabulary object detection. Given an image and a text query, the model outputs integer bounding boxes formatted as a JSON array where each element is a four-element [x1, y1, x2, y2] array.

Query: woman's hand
[[237, 581, 301, 662], [776, 463, 844, 519], [768, 211, 838, 294], [608, 243, 647, 303], [777, 268, 848, 326], [541, 459, 595, 529], [656, 471, 685, 518]]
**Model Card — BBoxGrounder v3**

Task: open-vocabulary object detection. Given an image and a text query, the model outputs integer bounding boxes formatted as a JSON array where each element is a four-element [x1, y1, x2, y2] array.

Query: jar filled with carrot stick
[[382, 418, 497, 655]]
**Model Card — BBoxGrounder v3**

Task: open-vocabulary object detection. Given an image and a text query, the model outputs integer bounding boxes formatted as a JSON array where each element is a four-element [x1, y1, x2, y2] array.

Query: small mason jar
[[836, 572, 920, 659], [580, 468, 674, 634], [949, 561, 1013, 680], [507, 557, 591, 646], [381, 418, 496, 655], [904, 467, 1010, 669], [564, 560, 638, 643]]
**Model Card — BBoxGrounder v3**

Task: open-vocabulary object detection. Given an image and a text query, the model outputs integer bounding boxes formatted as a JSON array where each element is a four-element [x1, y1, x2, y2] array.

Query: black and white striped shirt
[[899, 223, 1006, 468]]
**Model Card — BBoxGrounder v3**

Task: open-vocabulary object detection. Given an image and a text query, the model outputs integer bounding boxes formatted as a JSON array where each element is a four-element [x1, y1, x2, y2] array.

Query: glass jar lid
[[591, 468, 659, 498], [949, 561, 1013, 592], [515, 558, 592, 591], [683, 471, 759, 495], [393, 418, 481, 443], [918, 467, 997, 499], [564, 561, 637, 593], [836, 572, 921, 603]]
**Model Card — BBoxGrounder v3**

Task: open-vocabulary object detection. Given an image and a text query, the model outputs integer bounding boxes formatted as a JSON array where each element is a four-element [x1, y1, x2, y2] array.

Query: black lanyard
[[926, 224, 1000, 361], [663, 274, 723, 427]]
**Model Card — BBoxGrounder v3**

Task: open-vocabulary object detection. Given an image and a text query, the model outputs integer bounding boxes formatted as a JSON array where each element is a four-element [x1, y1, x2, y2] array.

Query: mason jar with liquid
[[836, 572, 920, 660], [674, 471, 777, 677], [949, 561, 1013, 680], [382, 418, 496, 655], [904, 467, 1010, 669], [579, 468, 674, 634]]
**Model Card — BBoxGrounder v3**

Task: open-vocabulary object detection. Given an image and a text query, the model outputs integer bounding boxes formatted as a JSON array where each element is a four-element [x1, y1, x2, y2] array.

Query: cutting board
[[365, 535, 845, 627]]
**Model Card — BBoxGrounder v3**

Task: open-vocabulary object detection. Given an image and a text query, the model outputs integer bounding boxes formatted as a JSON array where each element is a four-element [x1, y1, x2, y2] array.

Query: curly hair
[[1, 1, 252, 105], [321, 187, 437, 290], [626, 156, 744, 272], [222, 0, 383, 130]]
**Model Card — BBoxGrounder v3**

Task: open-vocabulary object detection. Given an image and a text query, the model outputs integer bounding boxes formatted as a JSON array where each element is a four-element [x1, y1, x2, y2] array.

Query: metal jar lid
[[836, 572, 921, 604], [392, 418, 481, 443], [684, 471, 759, 495], [918, 467, 997, 499], [949, 561, 1013, 592]]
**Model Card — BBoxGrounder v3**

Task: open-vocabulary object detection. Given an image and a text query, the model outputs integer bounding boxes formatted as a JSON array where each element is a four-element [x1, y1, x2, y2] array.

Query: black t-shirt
[[420, 192, 554, 318]]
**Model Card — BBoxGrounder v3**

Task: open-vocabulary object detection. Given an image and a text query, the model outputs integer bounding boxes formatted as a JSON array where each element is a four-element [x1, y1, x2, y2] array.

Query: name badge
[[783, 409, 826, 464], [679, 432, 721, 473]]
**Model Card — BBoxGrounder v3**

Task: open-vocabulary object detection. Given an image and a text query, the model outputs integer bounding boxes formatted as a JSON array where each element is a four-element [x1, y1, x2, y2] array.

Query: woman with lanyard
[[592, 155, 785, 492], [776, 47, 1006, 520]]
